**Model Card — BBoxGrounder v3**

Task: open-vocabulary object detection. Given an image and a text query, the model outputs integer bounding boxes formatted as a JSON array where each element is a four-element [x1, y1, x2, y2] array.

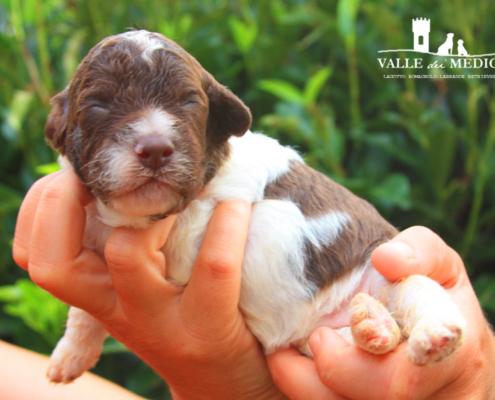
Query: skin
[[0, 340, 145, 400], [267, 228, 495, 400], [11, 169, 495, 399]]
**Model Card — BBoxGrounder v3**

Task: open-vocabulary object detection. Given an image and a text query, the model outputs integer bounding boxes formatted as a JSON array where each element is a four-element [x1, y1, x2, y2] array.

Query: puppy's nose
[[134, 136, 174, 170]]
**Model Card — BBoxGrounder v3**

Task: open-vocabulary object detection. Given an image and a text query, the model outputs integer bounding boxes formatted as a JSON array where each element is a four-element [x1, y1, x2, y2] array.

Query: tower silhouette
[[412, 18, 430, 53]]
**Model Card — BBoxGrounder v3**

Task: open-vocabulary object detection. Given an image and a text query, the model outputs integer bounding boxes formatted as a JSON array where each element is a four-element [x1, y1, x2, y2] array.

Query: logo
[[377, 18, 495, 79]]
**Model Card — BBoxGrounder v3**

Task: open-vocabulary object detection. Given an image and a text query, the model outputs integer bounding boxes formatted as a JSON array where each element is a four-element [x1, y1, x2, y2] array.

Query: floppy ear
[[205, 77, 252, 141], [44, 88, 69, 154]]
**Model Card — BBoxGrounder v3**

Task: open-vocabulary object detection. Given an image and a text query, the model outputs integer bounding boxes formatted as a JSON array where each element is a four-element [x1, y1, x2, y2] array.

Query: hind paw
[[349, 293, 402, 355]]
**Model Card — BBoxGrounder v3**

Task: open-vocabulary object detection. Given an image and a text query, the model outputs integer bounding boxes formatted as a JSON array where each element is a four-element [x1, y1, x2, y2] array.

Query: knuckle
[[28, 174, 54, 198], [41, 182, 65, 202], [200, 254, 235, 277], [104, 235, 138, 269], [171, 337, 209, 363], [28, 262, 57, 292], [12, 242, 28, 270]]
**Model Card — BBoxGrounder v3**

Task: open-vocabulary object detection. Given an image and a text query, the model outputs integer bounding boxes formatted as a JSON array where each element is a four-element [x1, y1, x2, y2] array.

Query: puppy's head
[[45, 30, 251, 226]]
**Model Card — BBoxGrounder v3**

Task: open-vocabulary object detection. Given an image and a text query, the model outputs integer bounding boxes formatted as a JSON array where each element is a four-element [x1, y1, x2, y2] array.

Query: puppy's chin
[[110, 181, 180, 217], [96, 181, 182, 228]]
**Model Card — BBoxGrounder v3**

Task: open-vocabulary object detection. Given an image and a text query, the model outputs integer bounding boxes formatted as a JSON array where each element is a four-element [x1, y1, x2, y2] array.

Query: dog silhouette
[[458, 39, 469, 56], [438, 33, 454, 55]]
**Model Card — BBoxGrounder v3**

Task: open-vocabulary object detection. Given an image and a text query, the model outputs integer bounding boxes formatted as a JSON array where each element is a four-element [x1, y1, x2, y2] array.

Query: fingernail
[[309, 331, 321, 354], [378, 241, 414, 259]]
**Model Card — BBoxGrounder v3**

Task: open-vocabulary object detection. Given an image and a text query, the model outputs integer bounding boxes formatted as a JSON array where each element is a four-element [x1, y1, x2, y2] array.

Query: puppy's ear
[[205, 76, 252, 141], [45, 88, 69, 154]]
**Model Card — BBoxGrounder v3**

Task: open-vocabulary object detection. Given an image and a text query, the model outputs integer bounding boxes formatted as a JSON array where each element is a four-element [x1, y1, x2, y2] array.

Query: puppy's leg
[[382, 275, 466, 365], [47, 307, 108, 383], [349, 293, 402, 354]]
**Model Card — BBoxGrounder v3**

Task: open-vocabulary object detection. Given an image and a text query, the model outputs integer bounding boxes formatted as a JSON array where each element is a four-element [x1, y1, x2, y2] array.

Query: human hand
[[267, 226, 495, 399], [13, 170, 285, 400]]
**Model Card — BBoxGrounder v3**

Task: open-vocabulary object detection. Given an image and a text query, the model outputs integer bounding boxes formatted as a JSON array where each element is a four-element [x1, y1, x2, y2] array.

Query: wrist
[[166, 354, 287, 400], [169, 380, 287, 400]]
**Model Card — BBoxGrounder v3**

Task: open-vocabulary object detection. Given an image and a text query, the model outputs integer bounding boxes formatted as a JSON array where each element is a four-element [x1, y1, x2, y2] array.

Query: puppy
[[44, 30, 467, 383], [458, 39, 469, 56], [438, 33, 454, 55]]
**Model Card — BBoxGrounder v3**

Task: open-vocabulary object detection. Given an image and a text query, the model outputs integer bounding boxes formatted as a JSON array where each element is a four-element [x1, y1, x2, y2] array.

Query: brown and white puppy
[[45, 30, 466, 383]]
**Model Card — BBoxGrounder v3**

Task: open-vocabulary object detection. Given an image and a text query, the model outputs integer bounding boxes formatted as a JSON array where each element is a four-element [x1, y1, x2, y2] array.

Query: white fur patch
[[129, 109, 177, 138], [121, 30, 165, 62], [202, 132, 303, 203], [307, 212, 350, 250]]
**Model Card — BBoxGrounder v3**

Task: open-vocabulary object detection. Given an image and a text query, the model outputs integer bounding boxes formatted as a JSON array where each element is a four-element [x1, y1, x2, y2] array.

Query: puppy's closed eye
[[85, 105, 109, 114], [183, 92, 203, 107]]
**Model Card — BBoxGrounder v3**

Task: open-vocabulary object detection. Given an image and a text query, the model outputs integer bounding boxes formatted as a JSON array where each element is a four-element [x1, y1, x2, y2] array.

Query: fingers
[[13, 171, 65, 269], [104, 215, 180, 315], [309, 327, 453, 400], [29, 171, 93, 268], [371, 226, 465, 288], [180, 200, 252, 335], [267, 348, 344, 400], [24, 171, 116, 316]]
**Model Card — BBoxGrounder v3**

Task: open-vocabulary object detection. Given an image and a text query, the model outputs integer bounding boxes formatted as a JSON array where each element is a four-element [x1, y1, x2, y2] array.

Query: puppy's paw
[[407, 318, 465, 366], [47, 337, 102, 384], [349, 293, 402, 355]]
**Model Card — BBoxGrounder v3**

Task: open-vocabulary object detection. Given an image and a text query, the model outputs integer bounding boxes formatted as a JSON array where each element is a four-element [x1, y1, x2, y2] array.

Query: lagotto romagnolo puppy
[[44, 30, 466, 383]]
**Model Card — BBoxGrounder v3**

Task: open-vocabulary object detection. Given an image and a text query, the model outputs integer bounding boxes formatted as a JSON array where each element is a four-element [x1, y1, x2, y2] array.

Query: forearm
[[0, 341, 144, 400]]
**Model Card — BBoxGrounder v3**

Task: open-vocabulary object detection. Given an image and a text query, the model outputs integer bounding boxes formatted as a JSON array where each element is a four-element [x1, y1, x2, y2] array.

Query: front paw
[[407, 318, 465, 366], [47, 337, 102, 384]]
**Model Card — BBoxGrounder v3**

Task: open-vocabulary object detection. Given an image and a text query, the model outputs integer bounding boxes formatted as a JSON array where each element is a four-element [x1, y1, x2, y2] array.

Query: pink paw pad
[[349, 293, 402, 354], [407, 320, 465, 365]]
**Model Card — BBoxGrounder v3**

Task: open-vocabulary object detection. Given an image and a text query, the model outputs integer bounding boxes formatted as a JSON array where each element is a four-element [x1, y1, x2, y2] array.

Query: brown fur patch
[[264, 160, 398, 288]]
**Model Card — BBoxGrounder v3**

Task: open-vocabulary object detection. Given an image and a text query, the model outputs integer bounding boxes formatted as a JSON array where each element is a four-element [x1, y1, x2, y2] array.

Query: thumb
[[371, 226, 465, 288], [104, 215, 179, 317]]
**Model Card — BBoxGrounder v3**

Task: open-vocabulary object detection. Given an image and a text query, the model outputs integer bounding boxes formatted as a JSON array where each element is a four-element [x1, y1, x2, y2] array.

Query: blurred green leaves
[[258, 79, 306, 104], [337, 0, 361, 47], [1, 90, 34, 142], [35, 162, 61, 176], [370, 174, 412, 211], [229, 17, 258, 54], [0, 279, 68, 346], [258, 67, 332, 106]]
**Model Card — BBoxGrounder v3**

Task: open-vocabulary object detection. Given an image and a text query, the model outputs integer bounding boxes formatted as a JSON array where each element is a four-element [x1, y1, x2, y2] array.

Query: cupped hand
[[267, 227, 495, 400], [13, 170, 286, 400]]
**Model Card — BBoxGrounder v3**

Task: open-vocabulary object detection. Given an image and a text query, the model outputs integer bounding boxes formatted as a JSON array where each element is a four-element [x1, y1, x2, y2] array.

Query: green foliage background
[[1, 0, 494, 398]]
